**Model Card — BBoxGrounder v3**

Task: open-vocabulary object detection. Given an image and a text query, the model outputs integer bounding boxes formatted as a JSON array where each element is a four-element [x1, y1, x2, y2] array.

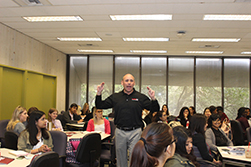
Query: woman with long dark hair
[[130, 122, 175, 167], [18, 110, 53, 154], [189, 114, 221, 165], [152, 110, 168, 124], [165, 126, 199, 167], [176, 107, 191, 128]]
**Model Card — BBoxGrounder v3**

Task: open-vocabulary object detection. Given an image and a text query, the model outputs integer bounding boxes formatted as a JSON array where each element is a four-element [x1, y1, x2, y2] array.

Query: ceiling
[[1, 0, 251, 56]]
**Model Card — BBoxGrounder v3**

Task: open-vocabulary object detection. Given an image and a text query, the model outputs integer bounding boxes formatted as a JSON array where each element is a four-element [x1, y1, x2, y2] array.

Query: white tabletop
[[0, 148, 34, 167], [64, 131, 110, 141], [217, 146, 251, 166], [66, 122, 85, 128]]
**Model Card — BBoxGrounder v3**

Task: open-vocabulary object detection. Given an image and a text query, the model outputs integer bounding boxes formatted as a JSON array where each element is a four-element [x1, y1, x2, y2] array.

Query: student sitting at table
[[189, 114, 221, 165], [62, 103, 83, 130], [86, 108, 110, 134], [205, 114, 233, 153], [47, 108, 63, 131], [130, 122, 175, 167], [175, 107, 191, 128], [6, 105, 28, 135], [165, 126, 199, 167], [18, 110, 53, 154]]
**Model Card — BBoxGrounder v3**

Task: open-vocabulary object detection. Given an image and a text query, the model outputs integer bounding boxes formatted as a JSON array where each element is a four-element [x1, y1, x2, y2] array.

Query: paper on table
[[9, 150, 29, 157]]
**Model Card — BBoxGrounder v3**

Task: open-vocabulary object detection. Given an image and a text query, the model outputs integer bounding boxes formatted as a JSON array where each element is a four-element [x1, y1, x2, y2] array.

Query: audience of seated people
[[47, 108, 63, 131], [165, 126, 199, 167], [189, 106, 196, 116], [18, 110, 53, 154], [175, 107, 191, 128], [189, 114, 221, 165], [86, 108, 110, 134], [205, 114, 233, 153], [152, 110, 168, 124], [6, 105, 28, 135], [62, 103, 83, 130], [130, 122, 175, 167], [236, 107, 250, 139]]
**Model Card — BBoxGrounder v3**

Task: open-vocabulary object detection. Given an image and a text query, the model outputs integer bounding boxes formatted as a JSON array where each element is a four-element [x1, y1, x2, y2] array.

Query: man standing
[[62, 103, 83, 130], [95, 74, 159, 167]]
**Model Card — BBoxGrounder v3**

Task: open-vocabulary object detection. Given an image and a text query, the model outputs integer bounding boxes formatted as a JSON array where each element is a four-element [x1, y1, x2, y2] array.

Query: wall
[[0, 23, 66, 114]]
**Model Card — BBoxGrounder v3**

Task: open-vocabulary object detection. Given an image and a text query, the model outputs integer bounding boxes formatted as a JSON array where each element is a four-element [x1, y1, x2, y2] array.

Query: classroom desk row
[[0, 130, 110, 166]]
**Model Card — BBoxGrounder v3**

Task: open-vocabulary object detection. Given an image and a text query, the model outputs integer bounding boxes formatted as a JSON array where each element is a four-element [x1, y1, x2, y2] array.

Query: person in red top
[[216, 106, 229, 123], [86, 107, 110, 134]]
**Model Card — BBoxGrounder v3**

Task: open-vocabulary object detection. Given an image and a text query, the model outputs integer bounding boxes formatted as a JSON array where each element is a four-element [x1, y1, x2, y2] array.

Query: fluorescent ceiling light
[[123, 38, 169, 42], [186, 51, 223, 54], [192, 38, 240, 42], [110, 14, 172, 20], [130, 50, 167, 53], [241, 52, 251, 54], [77, 49, 113, 53], [23, 16, 83, 22], [57, 38, 102, 41], [203, 15, 251, 21]]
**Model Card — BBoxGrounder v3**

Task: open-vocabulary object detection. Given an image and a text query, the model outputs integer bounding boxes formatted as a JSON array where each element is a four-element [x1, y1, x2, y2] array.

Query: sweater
[[86, 118, 111, 134]]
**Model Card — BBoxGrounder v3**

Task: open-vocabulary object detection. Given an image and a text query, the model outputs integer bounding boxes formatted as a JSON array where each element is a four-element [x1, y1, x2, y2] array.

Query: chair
[[49, 131, 67, 167], [100, 120, 116, 167], [230, 120, 247, 145], [66, 133, 101, 167], [29, 151, 60, 167], [246, 127, 251, 143], [0, 119, 10, 148], [4, 131, 18, 150], [193, 146, 217, 167], [56, 114, 65, 130]]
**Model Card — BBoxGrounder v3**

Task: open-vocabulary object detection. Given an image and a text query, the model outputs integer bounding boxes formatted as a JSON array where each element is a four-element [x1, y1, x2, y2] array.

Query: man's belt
[[116, 126, 140, 131]]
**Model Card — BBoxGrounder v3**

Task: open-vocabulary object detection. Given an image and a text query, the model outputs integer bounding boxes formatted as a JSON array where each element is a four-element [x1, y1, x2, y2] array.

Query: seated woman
[[152, 110, 168, 124], [236, 107, 250, 138], [86, 108, 110, 134], [162, 104, 170, 116], [18, 110, 53, 154], [175, 107, 191, 128], [189, 106, 196, 116], [203, 107, 211, 121], [205, 114, 233, 152], [165, 126, 199, 167], [6, 106, 28, 135], [130, 122, 175, 167], [189, 114, 221, 165], [47, 108, 63, 131]]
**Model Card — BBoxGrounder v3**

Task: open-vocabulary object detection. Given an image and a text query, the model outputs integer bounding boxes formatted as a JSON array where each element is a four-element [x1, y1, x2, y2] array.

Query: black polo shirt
[[95, 89, 159, 128]]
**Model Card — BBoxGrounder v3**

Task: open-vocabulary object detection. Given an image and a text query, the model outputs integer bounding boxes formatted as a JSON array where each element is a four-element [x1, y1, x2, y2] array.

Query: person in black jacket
[[62, 103, 83, 130], [95, 73, 160, 167]]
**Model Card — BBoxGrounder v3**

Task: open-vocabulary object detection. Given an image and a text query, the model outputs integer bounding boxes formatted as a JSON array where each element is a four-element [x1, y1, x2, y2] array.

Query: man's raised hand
[[97, 82, 105, 95], [147, 87, 156, 100]]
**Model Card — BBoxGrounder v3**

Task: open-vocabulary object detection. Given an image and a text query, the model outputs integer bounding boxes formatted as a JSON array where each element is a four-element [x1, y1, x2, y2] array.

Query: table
[[0, 148, 34, 166], [217, 146, 251, 167], [66, 122, 86, 129], [65, 131, 110, 141]]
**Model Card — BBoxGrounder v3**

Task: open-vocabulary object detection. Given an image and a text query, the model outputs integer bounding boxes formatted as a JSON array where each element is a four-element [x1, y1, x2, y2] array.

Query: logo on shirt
[[132, 98, 138, 101]]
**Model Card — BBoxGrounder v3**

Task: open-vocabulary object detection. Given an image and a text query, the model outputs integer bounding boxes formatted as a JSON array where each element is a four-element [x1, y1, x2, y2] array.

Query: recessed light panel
[[203, 15, 251, 21], [130, 50, 167, 53], [57, 38, 102, 41], [241, 52, 251, 54], [110, 14, 172, 20], [23, 16, 83, 22], [186, 51, 223, 54], [123, 38, 169, 42], [192, 38, 240, 42], [77, 50, 113, 53]]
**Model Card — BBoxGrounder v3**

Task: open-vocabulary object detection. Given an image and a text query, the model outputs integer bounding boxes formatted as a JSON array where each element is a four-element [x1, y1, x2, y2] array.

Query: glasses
[[97, 110, 103, 113], [164, 137, 177, 152]]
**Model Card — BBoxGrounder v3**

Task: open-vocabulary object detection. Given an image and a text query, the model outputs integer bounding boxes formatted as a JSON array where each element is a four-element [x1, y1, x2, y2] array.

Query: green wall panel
[[1, 68, 24, 119], [42, 76, 56, 115]]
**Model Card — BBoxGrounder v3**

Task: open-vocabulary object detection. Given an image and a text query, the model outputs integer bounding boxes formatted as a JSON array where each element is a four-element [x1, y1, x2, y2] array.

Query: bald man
[[95, 74, 159, 167]]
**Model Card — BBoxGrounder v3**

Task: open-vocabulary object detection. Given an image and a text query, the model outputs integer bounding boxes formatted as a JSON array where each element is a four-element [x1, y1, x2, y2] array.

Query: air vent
[[78, 44, 99, 47], [12, 0, 51, 6], [199, 45, 220, 48]]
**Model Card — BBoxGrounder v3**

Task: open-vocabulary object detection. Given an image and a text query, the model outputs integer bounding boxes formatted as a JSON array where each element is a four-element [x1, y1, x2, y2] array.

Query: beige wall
[[0, 23, 66, 112]]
